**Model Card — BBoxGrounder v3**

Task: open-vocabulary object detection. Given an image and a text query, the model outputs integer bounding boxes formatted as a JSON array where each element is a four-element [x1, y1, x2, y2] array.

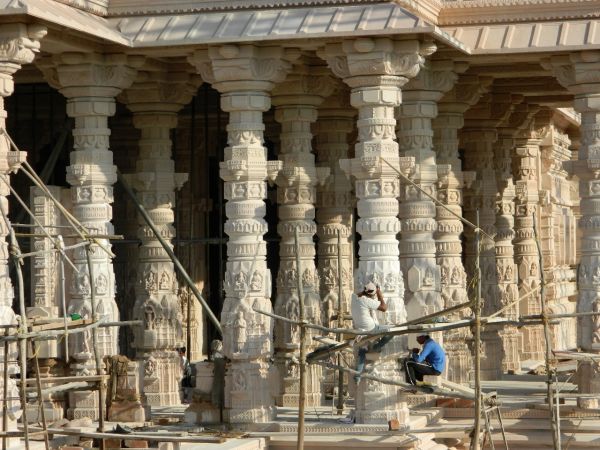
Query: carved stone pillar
[[462, 93, 514, 380], [479, 100, 533, 378], [547, 53, 600, 408], [513, 107, 545, 363], [39, 53, 140, 419], [396, 63, 458, 333], [188, 45, 291, 423], [540, 123, 578, 351], [28, 186, 68, 423], [315, 87, 355, 397], [315, 86, 355, 326], [119, 73, 198, 407], [493, 130, 521, 374], [432, 74, 487, 383], [0, 22, 46, 443], [272, 70, 332, 407], [320, 37, 432, 425]]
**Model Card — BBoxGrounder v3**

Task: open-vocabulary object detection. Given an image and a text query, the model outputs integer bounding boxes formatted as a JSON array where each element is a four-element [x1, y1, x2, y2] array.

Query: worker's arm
[[376, 286, 387, 312], [415, 341, 433, 363]]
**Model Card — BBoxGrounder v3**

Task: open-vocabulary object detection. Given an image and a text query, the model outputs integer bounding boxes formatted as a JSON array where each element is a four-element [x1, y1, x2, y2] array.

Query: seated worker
[[404, 334, 446, 385], [350, 282, 393, 382]]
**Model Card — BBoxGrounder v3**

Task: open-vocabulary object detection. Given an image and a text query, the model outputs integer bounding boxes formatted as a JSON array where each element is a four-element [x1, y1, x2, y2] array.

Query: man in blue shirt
[[404, 334, 446, 385]]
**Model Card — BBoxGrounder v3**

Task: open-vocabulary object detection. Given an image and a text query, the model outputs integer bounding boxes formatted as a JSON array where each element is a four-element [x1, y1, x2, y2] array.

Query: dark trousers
[[404, 360, 441, 385], [355, 334, 394, 382]]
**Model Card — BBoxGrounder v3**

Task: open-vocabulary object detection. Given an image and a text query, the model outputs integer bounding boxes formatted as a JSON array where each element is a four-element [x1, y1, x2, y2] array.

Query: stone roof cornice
[[108, 0, 388, 17], [439, 0, 600, 26]]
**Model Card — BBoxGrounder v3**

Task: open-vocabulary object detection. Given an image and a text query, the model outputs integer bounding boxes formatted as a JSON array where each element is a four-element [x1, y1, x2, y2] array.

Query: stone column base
[[354, 349, 409, 425], [68, 390, 98, 421], [108, 400, 145, 423], [225, 360, 277, 424]]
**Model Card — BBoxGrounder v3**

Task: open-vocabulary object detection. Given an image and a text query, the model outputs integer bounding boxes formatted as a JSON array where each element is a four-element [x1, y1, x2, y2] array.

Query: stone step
[[489, 430, 600, 448]]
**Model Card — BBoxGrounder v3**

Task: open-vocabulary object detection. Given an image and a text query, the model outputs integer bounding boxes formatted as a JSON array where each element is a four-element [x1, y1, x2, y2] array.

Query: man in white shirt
[[351, 282, 393, 382]]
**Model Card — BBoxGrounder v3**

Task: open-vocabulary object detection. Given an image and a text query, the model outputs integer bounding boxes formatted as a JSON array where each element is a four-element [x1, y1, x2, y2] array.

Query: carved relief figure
[[95, 273, 108, 295], [593, 296, 600, 345], [384, 273, 396, 291], [593, 267, 600, 286], [423, 267, 434, 286], [529, 261, 538, 278], [144, 270, 157, 293], [159, 271, 170, 290], [234, 272, 247, 291], [441, 266, 449, 286], [451, 267, 461, 285], [250, 271, 263, 291], [505, 265, 513, 282], [145, 303, 156, 330], [232, 311, 247, 354]]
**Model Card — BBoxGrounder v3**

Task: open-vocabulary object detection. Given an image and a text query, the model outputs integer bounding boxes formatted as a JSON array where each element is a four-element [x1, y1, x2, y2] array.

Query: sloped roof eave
[[108, 3, 470, 53], [0, 0, 130, 46]]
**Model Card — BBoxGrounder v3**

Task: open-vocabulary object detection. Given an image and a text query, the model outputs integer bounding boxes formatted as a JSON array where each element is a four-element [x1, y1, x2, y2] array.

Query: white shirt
[[350, 293, 381, 332]]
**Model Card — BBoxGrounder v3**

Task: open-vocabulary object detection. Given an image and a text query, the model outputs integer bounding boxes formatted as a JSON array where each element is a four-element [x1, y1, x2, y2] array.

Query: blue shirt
[[413, 339, 446, 373]]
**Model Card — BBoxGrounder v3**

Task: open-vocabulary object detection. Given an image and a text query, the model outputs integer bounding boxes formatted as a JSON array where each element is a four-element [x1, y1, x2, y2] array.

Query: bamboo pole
[[117, 171, 222, 336], [317, 361, 477, 401], [254, 308, 539, 339], [294, 228, 306, 450], [25, 426, 227, 444], [2, 327, 8, 450], [30, 342, 49, 450], [85, 245, 106, 444], [2, 208, 29, 450], [0, 320, 104, 342], [336, 230, 344, 414], [0, 176, 79, 275], [58, 236, 69, 365], [533, 213, 560, 450], [471, 211, 482, 450], [380, 157, 494, 243]]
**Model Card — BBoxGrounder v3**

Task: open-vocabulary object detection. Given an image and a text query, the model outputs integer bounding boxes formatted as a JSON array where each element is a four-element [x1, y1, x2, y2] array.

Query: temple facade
[[0, 0, 597, 440]]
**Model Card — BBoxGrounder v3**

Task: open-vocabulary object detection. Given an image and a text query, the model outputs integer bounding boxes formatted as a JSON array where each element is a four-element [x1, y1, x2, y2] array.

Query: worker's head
[[178, 347, 187, 357], [416, 335, 429, 345], [363, 282, 376, 297]]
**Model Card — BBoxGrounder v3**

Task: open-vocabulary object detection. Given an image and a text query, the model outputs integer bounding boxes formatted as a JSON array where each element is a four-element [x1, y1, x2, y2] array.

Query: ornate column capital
[[440, 74, 493, 115], [272, 64, 337, 107], [38, 52, 143, 99], [318, 37, 435, 88], [0, 23, 46, 95], [543, 52, 600, 97], [119, 71, 201, 115], [402, 60, 464, 104], [188, 44, 293, 93]]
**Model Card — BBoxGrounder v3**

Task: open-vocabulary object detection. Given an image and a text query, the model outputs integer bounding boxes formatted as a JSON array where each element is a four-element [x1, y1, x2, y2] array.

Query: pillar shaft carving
[[315, 88, 355, 326], [39, 52, 140, 419], [463, 94, 515, 296], [315, 87, 355, 397], [120, 74, 198, 407], [512, 108, 546, 363], [397, 63, 458, 328], [188, 45, 292, 423], [0, 22, 46, 439], [545, 52, 600, 407], [462, 93, 515, 380], [432, 74, 487, 383], [493, 130, 520, 374], [320, 37, 433, 425], [271, 71, 333, 407], [540, 123, 578, 351]]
